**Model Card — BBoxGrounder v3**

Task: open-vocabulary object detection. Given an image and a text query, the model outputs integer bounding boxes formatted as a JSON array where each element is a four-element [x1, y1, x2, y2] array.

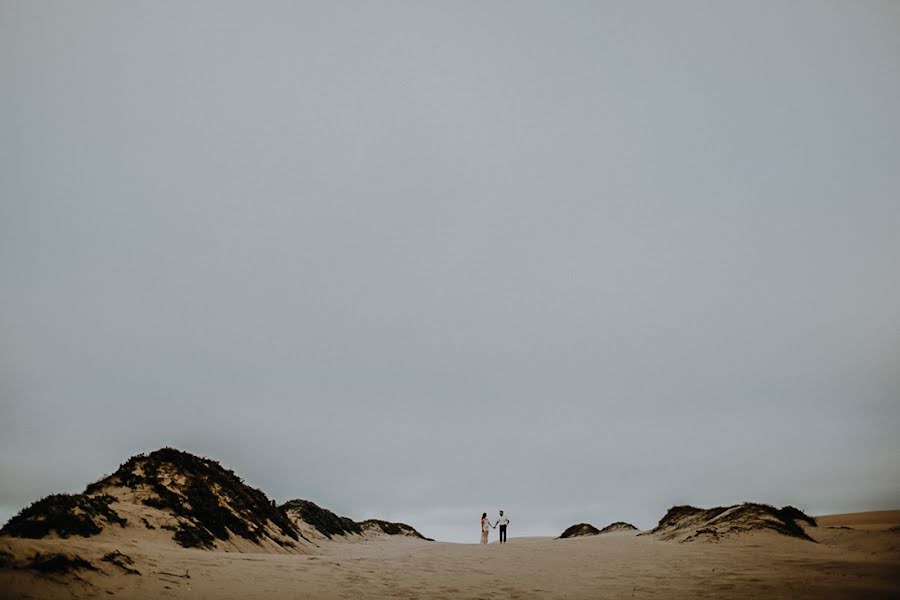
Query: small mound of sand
[[559, 523, 601, 538], [599, 522, 638, 534], [648, 503, 816, 542]]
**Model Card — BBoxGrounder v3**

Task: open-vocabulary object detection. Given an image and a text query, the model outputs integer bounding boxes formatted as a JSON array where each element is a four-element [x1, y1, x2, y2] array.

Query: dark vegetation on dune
[[0, 493, 126, 539], [648, 503, 817, 542], [102, 550, 140, 575], [559, 523, 601, 538], [777, 505, 817, 528], [85, 447, 299, 549], [1, 447, 432, 550], [560, 521, 638, 538], [172, 521, 217, 549], [25, 553, 97, 574], [280, 499, 433, 541], [281, 499, 362, 538]]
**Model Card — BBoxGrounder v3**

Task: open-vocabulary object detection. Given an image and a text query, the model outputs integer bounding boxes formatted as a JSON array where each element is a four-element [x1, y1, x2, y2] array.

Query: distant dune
[[281, 498, 431, 542], [559, 523, 600, 538], [645, 503, 817, 542], [599, 521, 639, 534], [560, 521, 638, 538]]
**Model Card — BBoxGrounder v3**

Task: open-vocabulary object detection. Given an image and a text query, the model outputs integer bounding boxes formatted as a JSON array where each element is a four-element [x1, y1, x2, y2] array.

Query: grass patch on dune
[[26, 552, 97, 574], [102, 550, 140, 575]]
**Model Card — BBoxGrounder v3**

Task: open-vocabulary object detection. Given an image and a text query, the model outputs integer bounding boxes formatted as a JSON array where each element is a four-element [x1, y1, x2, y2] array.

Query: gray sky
[[1, 1, 899, 543]]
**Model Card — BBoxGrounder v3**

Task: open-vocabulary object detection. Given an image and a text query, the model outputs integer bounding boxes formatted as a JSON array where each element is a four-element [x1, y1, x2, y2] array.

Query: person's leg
[[500, 525, 507, 543]]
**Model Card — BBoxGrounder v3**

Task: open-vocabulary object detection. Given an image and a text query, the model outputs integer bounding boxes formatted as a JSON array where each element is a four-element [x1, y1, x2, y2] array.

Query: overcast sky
[[1, 1, 899, 543]]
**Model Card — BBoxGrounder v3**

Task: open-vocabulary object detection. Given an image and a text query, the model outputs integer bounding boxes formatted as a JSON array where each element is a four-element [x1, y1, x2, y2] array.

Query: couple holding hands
[[480, 510, 510, 544]]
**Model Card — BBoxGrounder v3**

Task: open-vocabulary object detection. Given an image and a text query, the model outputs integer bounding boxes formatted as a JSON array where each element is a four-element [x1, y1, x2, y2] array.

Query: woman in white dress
[[480, 512, 492, 544]]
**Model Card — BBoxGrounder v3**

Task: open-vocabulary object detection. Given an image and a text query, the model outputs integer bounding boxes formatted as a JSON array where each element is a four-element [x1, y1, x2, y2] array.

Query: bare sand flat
[[3, 513, 899, 599], [815, 510, 900, 531]]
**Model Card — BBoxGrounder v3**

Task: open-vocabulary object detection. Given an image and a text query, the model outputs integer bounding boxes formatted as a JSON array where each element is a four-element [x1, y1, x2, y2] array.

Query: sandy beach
[[3, 509, 899, 599]]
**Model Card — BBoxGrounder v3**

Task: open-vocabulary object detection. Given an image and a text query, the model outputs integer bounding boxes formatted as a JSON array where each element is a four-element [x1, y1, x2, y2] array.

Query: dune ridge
[[646, 503, 817, 542], [559, 523, 601, 538], [599, 521, 639, 534], [559, 521, 639, 538], [0, 447, 429, 554], [281, 499, 430, 541]]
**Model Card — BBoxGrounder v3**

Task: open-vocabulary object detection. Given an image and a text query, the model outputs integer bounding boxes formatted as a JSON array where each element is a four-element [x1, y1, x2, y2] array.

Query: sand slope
[[3, 511, 899, 599], [815, 510, 900, 531]]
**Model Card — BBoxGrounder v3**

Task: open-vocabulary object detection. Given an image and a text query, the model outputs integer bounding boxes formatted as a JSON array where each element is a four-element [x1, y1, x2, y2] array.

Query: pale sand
[[2, 513, 899, 599]]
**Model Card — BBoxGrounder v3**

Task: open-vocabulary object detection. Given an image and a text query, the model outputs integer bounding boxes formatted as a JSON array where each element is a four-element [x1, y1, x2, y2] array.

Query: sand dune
[[3, 517, 899, 599], [2, 449, 899, 599], [559, 521, 638, 538], [281, 499, 430, 544], [558, 523, 601, 538], [0, 448, 424, 557], [645, 503, 817, 542]]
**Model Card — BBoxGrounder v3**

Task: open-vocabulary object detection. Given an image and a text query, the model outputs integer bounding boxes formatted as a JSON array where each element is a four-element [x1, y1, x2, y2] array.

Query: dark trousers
[[499, 524, 507, 543]]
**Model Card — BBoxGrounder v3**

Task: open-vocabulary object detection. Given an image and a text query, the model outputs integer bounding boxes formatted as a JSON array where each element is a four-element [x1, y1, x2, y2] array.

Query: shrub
[[0, 493, 126, 539]]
